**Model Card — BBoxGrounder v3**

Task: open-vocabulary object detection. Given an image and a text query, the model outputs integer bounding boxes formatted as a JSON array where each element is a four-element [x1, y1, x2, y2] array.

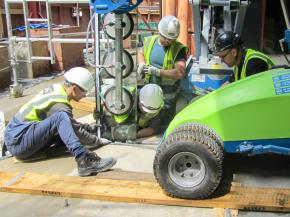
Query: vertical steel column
[[22, 0, 33, 63], [46, 0, 55, 64], [94, 13, 101, 138], [192, 0, 201, 61], [201, 8, 210, 60], [4, 0, 23, 97], [114, 13, 124, 110], [223, 6, 232, 31], [234, 1, 248, 35]]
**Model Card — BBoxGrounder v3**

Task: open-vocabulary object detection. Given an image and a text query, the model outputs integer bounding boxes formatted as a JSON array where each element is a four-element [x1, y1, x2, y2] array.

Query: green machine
[[153, 68, 290, 199]]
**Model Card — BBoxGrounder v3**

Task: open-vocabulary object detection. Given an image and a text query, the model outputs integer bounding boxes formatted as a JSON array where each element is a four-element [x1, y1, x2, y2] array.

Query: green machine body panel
[[166, 68, 290, 142]]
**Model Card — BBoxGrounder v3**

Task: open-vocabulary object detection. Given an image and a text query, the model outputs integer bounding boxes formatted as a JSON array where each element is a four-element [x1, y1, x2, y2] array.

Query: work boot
[[77, 152, 116, 177]]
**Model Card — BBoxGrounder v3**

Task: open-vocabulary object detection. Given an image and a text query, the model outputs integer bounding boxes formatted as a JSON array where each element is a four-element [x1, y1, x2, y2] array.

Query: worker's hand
[[137, 62, 148, 79], [87, 123, 101, 133], [93, 108, 102, 120], [147, 66, 161, 77], [98, 138, 112, 146], [172, 67, 185, 80]]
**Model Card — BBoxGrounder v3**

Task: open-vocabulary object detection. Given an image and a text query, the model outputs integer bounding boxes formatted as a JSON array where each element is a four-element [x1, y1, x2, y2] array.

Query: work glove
[[98, 138, 112, 146], [86, 137, 112, 150], [93, 108, 102, 120], [147, 66, 161, 77], [86, 123, 101, 133], [137, 62, 148, 79]]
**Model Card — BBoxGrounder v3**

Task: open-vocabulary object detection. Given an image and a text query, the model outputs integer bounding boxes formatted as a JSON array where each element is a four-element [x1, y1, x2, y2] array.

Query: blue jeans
[[4, 112, 87, 159]]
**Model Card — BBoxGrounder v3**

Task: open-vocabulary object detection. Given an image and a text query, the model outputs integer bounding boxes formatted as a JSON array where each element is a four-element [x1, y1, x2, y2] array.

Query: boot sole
[[78, 159, 117, 177]]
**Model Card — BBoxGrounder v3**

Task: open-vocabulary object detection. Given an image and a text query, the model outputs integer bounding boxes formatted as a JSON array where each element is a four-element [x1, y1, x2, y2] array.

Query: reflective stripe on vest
[[143, 35, 188, 87], [234, 48, 275, 81], [138, 101, 164, 128], [15, 84, 70, 122]]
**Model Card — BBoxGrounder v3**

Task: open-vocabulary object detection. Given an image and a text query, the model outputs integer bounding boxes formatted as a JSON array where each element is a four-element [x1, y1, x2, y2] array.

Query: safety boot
[[77, 152, 116, 177]]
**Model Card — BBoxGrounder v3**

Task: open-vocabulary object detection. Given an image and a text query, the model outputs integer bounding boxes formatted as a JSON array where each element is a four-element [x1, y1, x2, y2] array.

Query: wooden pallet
[[0, 171, 289, 212]]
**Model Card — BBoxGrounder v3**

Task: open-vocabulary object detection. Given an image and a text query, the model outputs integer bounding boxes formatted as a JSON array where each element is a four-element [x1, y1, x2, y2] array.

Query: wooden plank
[[0, 9, 23, 15], [0, 171, 290, 212], [70, 99, 95, 112]]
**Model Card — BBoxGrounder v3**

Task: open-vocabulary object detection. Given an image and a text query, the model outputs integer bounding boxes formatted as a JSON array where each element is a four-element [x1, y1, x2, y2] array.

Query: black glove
[[93, 108, 102, 121]]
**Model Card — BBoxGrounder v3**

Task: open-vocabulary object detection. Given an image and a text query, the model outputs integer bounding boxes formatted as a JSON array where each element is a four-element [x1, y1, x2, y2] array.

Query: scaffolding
[[4, 0, 96, 98]]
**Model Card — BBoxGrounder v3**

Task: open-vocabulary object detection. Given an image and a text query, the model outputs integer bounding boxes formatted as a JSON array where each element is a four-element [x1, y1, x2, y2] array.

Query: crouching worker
[[4, 67, 116, 176], [103, 84, 164, 142]]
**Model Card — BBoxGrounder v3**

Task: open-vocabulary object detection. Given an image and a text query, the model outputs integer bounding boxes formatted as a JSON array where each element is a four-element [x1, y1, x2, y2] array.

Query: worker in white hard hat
[[137, 15, 188, 127], [102, 84, 164, 141], [4, 67, 116, 177]]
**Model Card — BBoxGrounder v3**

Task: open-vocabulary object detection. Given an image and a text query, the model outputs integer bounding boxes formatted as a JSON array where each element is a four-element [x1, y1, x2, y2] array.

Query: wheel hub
[[168, 152, 206, 188]]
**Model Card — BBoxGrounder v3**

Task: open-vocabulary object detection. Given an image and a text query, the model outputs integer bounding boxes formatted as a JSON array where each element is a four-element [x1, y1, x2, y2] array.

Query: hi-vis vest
[[138, 101, 164, 128], [143, 35, 188, 99], [15, 84, 70, 122], [113, 86, 164, 127], [114, 104, 164, 127], [234, 48, 275, 81]]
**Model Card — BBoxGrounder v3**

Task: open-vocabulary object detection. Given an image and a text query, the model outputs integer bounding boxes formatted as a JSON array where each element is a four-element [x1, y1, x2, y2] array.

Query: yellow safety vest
[[138, 101, 164, 128], [143, 35, 188, 87], [15, 84, 70, 122], [113, 86, 164, 126], [234, 48, 275, 81]]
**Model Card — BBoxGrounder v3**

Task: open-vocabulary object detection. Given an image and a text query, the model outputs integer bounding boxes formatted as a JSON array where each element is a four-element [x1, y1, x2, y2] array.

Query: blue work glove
[[147, 66, 161, 77]]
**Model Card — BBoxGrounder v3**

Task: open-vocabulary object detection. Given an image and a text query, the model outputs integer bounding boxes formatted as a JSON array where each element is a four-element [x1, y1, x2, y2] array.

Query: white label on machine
[[191, 74, 205, 82]]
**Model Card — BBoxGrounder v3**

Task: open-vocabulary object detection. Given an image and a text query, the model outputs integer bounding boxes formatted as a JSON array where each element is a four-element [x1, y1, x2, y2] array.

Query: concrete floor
[[1, 57, 290, 216]]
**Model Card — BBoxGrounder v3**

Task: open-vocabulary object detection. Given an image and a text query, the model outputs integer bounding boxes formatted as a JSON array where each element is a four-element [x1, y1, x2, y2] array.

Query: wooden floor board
[[0, 171, 289, 212]]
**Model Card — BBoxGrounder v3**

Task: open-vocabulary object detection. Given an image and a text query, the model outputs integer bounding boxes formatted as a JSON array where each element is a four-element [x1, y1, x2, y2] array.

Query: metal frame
[[191, 0, 248, 62], [4, 0, 93, 97]]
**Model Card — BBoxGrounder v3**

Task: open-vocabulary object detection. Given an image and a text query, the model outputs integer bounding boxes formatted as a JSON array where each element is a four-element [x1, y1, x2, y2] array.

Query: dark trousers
[[4, 112, 87, 160]]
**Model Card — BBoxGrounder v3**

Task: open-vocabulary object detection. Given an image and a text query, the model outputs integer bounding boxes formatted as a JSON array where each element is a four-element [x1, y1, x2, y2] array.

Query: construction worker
[[137, 15, 188, 127], [103, 84, 164, 141], [214, 31, 275, 82], [4, 67, 116, 176]]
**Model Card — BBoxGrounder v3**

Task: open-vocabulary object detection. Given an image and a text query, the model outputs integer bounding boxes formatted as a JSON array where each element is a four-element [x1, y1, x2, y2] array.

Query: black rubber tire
[[153, 130, 223, 199], [170, 123, 224, 160]]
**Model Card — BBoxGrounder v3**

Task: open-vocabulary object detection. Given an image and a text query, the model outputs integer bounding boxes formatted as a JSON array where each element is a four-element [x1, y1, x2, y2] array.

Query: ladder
[[22, 0, 55, 64]]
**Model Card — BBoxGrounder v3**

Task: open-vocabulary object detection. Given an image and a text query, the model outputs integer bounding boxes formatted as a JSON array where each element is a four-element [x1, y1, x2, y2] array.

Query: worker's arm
[[160, 60, 186, 80], [137, 47, 145, 64], [44, 103, 102, 147], [137, 127, 157, 138], [136, 112, 162, 139], [245, 58, 269, 76]]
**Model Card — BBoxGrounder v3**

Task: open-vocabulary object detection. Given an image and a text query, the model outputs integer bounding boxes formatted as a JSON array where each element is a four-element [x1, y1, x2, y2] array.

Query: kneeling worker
[[104, 84, 164, 141], [4, 67, 116, 176]]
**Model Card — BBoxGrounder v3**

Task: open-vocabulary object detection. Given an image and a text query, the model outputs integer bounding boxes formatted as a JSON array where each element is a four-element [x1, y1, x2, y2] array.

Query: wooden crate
[[0, 46, 11, 89]]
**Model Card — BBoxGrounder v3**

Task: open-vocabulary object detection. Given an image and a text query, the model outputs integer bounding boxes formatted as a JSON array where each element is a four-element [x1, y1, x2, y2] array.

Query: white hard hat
[[139, 84, 164, 113], [64, 67, 94, 92], [158, 15, 180, 40]]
